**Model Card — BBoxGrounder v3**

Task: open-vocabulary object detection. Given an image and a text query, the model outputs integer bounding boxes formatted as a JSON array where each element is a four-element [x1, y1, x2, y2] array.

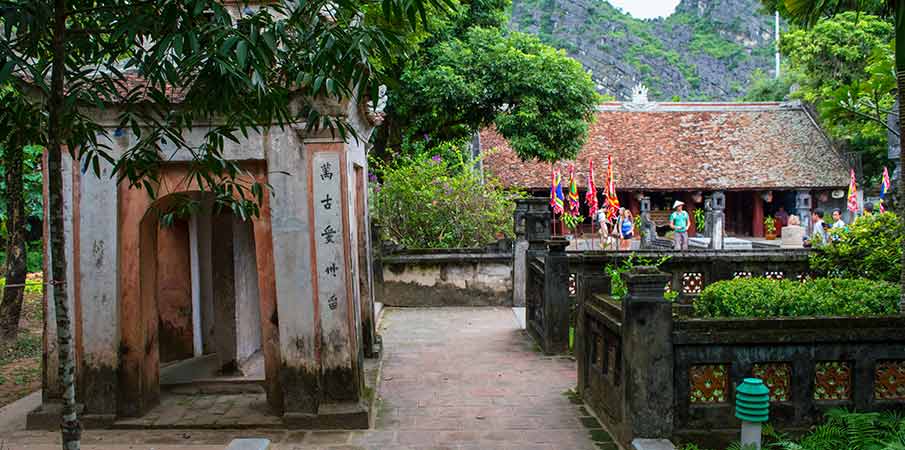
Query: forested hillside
[[509, 0, 779, 100]]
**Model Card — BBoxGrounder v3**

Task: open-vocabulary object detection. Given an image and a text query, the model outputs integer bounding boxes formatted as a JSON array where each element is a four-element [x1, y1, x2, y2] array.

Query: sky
[[606, 0, 681, 19]]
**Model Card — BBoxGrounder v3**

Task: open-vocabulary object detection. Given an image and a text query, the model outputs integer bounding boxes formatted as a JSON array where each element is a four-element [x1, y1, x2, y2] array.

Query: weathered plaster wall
[[233, 217, 262, 365], [155, 220, 194, 363], [378, 253, 513, 307]]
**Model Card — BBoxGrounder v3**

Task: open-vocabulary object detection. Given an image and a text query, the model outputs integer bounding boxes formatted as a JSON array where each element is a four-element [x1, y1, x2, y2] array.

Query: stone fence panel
[[376, 250, 513, 307]]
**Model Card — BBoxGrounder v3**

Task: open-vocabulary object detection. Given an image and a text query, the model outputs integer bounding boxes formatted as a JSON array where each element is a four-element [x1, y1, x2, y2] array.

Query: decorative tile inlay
[[752, 363, 791, 402], [733, 271, 752, 279], [568, 273, 577, 298], [875, 360, 905, 400], [682, 272, 704, 294], [690, 364, 728, 404], [764, 271, 784, 280], [814, 362, 852, 401]]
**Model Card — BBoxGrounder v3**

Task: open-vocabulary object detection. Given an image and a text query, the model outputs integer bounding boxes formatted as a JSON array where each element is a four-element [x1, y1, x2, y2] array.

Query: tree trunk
[[897, 2, 905, 315], [0, 140, 27, 343], [49, 0, 80, 448]]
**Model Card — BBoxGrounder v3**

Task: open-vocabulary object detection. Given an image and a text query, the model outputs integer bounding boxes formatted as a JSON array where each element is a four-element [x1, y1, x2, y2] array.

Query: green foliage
[[0, 144, 43, 224], [742, 69, 793, 101], [605, 253, 670, 299], [1, 0, 440, 220], [373, 150, 522, 248], [779, 12, 894, 181], [694, 278, 900, 318], [764, 215, 777, 234], [810, 212, 903, 283], [0, 241, 43, 274], [693, 208, 707, 234], [391, 27, 599, 162], [562, 213, 584, 232]]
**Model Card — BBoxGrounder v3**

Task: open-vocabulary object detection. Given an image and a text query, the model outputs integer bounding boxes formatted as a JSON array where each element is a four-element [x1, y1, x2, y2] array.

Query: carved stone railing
[[525, 239, 570, 354], [576, 266, 905, 449]]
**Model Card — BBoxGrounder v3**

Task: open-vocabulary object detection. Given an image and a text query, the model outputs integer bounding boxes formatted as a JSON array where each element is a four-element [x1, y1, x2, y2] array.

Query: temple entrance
[[118, 189, 282, 418]]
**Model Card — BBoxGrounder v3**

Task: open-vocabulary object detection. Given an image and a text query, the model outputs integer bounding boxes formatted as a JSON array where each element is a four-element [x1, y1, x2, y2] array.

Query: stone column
[[752, 191, 765, 238], [541, 239, 570, 354], [512, 198, 540, 307], [707, 192, 725, 250], [640, 195, 655, 249], [621, 267, 674, 439], [796, 191, 812, 234]]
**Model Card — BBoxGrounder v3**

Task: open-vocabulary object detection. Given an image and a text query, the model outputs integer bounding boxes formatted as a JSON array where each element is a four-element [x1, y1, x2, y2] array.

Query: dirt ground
[[0, 290, 43, 408]]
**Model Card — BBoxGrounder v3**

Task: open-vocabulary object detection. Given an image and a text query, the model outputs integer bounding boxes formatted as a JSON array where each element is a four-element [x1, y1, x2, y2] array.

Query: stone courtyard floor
[[0, 307, 617, 449]]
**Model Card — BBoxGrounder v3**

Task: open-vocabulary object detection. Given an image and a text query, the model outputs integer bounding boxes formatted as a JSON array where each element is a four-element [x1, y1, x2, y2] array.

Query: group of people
[[779, 202, 879, 248], [594, 200, 691, 251], [595, 207, 635, 250]]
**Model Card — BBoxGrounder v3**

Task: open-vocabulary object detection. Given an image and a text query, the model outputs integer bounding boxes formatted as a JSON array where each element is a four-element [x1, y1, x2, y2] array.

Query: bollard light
[[735, 378, 770, 450]]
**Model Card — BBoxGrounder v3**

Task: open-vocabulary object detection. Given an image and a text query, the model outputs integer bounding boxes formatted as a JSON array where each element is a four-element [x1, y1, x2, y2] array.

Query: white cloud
[[606, 0, 681, 19]]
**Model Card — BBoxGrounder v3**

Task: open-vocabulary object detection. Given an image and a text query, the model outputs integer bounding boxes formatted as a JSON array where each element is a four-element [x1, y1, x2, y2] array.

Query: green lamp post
[[736, 378, 770, 449]]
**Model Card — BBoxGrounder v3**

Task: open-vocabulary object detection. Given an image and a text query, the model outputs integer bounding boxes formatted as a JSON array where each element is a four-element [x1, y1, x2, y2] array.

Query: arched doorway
[[117, 166, 282, 418]]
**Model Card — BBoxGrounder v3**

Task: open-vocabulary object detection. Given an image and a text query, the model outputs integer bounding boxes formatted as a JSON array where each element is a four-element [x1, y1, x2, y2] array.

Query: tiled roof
[[480, 102, 850, 191]]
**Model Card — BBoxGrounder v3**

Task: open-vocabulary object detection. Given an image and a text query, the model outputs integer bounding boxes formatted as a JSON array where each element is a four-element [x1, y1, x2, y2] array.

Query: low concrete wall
[[377, 250, 513, 307]]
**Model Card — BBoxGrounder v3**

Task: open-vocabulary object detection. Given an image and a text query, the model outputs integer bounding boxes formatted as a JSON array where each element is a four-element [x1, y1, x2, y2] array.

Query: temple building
[[481, 95, 852, 237], [31, 74, 380, 428]]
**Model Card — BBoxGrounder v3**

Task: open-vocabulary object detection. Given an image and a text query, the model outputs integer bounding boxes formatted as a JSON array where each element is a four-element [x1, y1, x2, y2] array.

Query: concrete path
[[0, 307, 616, 449]]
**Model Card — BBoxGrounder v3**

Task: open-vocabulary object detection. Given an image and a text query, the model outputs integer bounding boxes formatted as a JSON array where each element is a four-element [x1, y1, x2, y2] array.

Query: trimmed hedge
[[694, 278, 900, 318]]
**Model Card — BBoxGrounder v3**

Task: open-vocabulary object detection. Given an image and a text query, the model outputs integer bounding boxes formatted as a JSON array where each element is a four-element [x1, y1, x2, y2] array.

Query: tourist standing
[[596, 208, 611, 250], [670, 201, 690, 250], [863, 202, 874, 216], [618, 208, 634, 251], [774, 205, 789, 226], [831, 209, 846, 230], [805, 209, 828, 247]]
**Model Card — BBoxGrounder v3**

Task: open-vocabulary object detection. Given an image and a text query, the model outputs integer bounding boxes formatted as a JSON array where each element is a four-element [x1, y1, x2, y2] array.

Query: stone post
[[512, 198, 538, 307], [707, 192, 725, 250], [621, 266, 674, 438], [525, 197, 552, 255], [639, 195, 655, 249], [541, 238, 570, 354], [796, 191, 812, 234]]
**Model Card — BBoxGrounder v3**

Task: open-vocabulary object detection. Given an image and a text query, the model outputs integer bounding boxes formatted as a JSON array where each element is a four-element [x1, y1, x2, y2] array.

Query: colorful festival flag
[[603, 155, 621, 220], [846, 168, 859, 214], [586, 161, 599, 218], [567, 165, 580, 216], [549, 167, 564, 215], [880, 167, 891, 213]]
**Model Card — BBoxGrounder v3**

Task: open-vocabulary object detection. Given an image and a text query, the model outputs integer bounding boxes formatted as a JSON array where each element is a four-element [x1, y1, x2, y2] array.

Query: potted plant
[[764, 215, 777, 240], [562, 213, 584, 237]]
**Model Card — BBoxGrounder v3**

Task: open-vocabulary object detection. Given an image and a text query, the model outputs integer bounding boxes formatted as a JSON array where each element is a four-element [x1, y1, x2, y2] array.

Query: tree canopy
[[750, 11, 895, 181], [371, 0, 599, 163]]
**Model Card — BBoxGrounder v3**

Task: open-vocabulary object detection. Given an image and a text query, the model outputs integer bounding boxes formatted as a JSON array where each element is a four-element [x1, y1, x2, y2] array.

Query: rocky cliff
[[509, 0, 778, 101]]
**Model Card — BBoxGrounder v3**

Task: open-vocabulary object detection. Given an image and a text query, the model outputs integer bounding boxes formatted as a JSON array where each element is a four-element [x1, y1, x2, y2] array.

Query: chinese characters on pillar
[[313, 153, 347, 314]]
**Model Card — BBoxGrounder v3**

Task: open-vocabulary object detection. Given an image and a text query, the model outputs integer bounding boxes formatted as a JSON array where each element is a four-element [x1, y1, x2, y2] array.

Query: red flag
[[847, 168, 859, 214], [604, 155, 621, 220], [880, 167, 891, 213], [567, 165, 580, 216], [586, 161, 598, 218]]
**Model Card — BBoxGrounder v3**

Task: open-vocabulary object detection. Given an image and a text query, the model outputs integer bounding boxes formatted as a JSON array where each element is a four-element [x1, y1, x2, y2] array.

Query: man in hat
[[670, 200, 690, 250]]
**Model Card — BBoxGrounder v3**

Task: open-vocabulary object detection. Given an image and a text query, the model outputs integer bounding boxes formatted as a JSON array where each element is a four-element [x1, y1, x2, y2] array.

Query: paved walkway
[[0, 307, 616, 449]]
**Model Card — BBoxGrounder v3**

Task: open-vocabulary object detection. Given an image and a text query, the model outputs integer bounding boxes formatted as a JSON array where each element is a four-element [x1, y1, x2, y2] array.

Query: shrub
[[810, 212, 903, 283], [373, 150, 522, 249], [694, 278, 900, 318]]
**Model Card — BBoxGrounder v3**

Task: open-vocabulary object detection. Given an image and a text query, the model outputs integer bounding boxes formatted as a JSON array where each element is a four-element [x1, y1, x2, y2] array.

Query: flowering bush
[[372, 151, 522, 248]]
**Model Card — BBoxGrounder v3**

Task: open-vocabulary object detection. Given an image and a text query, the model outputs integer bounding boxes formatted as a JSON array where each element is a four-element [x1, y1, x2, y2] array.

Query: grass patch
[[0, 332, 42, 365]]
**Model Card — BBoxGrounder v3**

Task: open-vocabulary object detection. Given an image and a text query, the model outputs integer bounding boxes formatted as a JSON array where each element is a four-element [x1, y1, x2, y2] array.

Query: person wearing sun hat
[[670, 200, 690, 250]]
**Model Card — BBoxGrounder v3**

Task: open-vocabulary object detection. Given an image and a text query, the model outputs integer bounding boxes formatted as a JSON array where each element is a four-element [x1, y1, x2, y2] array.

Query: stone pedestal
[[540, 239, 570, 354], [707, 192, 725, 250], [621, 267, 674, 438]]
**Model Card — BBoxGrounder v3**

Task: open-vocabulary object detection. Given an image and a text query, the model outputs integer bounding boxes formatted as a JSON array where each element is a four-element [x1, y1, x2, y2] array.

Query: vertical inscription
[[313, 153, 346, 315]]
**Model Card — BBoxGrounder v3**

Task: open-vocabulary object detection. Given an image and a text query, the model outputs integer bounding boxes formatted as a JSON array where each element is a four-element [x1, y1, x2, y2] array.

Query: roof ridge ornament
[[624, 83, 657, 111]]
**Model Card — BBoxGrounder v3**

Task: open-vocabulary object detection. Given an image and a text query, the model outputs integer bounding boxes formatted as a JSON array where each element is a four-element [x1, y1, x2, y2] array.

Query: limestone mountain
[[509, 0, 778, 101]]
